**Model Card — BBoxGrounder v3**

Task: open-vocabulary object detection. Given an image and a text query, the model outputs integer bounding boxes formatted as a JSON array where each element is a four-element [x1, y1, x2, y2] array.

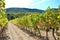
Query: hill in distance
[[6, 8, 44, 13], [6, 8, 58, 20]]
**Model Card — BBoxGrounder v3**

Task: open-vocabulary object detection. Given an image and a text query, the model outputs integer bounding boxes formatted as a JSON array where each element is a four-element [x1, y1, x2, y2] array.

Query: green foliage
[[7, 12, 40, 20], [0, 0, 8, 28], [11, 6, 60, 38]]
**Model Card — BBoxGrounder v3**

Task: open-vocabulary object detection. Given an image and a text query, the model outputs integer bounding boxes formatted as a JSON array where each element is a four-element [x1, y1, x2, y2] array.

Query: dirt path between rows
[[5, 22, 39, 40], [0, 22, 58, 40]]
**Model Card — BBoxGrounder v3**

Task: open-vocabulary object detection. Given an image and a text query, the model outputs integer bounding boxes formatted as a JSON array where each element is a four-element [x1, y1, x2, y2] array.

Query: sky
[[6, 0, 60, 10]]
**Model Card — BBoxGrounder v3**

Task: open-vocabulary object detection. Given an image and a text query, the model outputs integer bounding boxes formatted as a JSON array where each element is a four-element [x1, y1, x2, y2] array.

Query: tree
[[43, 6, 51, 40]]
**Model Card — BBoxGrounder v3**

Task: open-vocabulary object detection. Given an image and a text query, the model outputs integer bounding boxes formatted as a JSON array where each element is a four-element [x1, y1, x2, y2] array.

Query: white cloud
[[31, 0, 49, 6], [5, 0, 49, 8], [5, 0, 32, 8]]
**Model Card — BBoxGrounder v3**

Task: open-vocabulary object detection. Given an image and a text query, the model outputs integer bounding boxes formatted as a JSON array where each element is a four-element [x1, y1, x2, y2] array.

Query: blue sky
[[6, 0, 60, 10]]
